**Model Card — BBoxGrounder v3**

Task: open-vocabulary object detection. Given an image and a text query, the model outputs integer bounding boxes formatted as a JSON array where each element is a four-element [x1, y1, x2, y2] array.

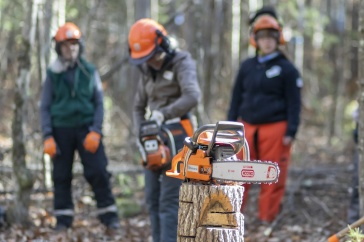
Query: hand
[[83, 131, 101, 153], [150, 110, 164, 126], [282, 136, 293, 146], [44, 137, 57, 158]]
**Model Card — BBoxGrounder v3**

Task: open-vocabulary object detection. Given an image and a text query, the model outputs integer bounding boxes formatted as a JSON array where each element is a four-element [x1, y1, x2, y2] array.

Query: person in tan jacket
[[129, 19, 201, 242]]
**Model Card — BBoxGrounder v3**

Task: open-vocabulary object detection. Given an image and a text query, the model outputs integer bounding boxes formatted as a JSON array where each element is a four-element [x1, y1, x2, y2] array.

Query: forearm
[[91, 71, 104, 134], [40, 75, 53, 139]]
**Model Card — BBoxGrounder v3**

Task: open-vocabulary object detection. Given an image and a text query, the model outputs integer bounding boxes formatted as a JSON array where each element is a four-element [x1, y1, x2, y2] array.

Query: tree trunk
[[177, 183, 244, 242], [8, 0, 36, 226], [199, 0, 215, 123], [348, 0, 359, 98], [358, 0, 364, 218], [239, 0, 249, 62], [326, 0, 347, 144]]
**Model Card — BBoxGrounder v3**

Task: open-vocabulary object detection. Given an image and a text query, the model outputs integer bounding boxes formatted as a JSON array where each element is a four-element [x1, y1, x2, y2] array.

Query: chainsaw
[[166, 121, 279, 184], [137, 120, 176, 171]]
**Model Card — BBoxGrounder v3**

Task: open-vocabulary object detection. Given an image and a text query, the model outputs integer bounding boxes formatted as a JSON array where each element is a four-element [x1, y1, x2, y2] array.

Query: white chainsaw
[[166, 121, 279, 184]]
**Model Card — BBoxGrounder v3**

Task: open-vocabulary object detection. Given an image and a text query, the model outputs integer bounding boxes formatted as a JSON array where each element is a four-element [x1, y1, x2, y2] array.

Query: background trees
[[0, 0, 361, 233]]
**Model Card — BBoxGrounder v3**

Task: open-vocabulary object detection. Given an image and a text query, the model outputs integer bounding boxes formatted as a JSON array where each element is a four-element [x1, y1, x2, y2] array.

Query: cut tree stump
[[177, 183, 244, 242]]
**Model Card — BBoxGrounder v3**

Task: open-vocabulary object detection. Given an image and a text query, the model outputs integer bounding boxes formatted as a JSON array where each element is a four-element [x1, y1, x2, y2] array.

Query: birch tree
[[8, 0, 37, 226]]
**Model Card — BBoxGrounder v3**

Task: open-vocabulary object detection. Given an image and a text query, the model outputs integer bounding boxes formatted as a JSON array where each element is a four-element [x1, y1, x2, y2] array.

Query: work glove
[[150, 110, 164, 126], [83, 131, 101, 153], [43, 137, 57, 158]]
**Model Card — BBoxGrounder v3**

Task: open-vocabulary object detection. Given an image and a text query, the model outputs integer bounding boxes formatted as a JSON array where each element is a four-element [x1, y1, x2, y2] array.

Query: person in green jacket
[[40, 22, 119, 234]]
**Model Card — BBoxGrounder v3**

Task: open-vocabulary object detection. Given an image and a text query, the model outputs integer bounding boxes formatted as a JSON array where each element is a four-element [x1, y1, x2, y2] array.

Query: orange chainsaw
[[166, 121, 279, 184], [137, 120, 176, 171]]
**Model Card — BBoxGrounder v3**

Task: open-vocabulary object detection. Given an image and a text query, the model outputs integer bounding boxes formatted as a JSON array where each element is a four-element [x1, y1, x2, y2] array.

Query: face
[[146, 52, 166, 70], [60, 40, 80, 61], [257, 30, 278, 55]]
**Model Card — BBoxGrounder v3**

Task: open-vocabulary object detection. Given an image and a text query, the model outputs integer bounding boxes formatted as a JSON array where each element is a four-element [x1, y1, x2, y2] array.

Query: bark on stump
[[177, 183, 244, 242]]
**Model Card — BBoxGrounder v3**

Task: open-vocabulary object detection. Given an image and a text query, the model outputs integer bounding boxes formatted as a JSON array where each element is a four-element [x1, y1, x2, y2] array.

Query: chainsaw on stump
[[166, 121, 279, 184]]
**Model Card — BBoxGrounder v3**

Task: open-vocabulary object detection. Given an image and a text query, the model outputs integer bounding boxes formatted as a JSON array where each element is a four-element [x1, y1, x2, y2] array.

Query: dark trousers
[[52, 126, 118, 227], [145, 121, 191, 242]]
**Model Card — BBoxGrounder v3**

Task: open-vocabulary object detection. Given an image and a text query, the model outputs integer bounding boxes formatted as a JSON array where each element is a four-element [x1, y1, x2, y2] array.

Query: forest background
[[0, 0, 362, 241]]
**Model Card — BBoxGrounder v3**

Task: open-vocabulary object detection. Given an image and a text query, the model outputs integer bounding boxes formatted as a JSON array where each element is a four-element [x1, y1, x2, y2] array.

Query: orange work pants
[[240, 120, 291, 222]]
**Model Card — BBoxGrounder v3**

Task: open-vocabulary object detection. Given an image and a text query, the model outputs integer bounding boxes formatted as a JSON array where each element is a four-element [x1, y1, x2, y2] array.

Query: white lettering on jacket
[[266, 65, 282, 78]]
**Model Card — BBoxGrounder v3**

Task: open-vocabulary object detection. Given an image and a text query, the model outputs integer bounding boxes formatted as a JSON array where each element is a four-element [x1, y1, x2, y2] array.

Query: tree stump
[[177, 183, 244, 242]]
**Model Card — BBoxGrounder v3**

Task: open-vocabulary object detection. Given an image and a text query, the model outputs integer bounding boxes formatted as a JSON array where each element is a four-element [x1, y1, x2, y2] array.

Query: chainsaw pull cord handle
[[161, 126, 176, 158]]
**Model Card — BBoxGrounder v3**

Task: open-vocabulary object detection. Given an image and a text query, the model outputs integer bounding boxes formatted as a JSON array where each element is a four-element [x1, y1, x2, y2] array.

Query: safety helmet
[[250, 15, 285, 47], [128, 18, 169, 65], [54, 22, 82, 42], [54, 22, 82, 56]]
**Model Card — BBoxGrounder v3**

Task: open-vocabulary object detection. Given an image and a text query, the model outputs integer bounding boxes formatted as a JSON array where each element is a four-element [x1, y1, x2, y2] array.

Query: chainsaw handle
[[161, 126, 177, 158], [184, 137, 199, 151], [191, 124, 216, 142], [206, 121, 245, 156], [191, 121, 245, 142]]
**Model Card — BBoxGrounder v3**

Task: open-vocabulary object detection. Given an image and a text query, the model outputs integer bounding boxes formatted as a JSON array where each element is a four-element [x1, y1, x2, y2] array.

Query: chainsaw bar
[[212, 160, 280, 184]]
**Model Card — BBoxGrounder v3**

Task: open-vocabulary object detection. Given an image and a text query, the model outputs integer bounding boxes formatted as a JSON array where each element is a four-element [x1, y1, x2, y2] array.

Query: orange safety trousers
[[239, 120, 291, 222]]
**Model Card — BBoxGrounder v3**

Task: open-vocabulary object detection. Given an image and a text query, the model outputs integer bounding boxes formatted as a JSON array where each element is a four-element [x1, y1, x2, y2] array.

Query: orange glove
[[83, 131, 101, 153], [44, 137, 57, 158]]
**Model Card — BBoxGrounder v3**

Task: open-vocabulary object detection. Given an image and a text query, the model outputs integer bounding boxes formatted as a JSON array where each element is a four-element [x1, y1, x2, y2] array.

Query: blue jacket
[[227, 52, 302, 138]]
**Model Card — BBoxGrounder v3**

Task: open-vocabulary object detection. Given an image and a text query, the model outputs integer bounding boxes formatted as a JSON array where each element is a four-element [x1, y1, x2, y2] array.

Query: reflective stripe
[[95, 204, 118, 216], [54, 209, 74, 216]]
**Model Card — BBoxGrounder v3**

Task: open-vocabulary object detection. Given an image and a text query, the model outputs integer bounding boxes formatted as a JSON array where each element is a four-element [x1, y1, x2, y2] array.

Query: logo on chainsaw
[[241, 169, 255, 178], [266, 165, 277, 179], [187, 164, 198, 173]]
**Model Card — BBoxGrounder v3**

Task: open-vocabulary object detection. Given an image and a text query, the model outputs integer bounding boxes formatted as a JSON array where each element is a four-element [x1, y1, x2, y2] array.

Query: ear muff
[[249, 14, 285, 48], [155, 29, 174, 55]]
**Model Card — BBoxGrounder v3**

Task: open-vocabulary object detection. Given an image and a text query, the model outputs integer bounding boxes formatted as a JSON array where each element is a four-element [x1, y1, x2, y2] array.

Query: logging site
[[0, 0, 363, 242]]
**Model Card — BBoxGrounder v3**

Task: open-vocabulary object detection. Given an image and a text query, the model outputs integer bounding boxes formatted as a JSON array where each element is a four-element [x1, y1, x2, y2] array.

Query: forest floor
[[0, 124, 358, 241]]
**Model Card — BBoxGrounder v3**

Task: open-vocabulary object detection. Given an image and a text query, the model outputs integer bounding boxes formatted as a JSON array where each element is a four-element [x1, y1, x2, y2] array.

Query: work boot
[[105, 220, 121, 236], [53, 223, 69, 232]]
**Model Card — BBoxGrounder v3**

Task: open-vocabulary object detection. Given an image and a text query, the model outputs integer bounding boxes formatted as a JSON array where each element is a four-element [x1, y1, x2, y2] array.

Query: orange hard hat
[[253, 15, 281, 33], [54, 22, 82, 42], [128, 18, 168, 65], [250, 15, 285, 47]]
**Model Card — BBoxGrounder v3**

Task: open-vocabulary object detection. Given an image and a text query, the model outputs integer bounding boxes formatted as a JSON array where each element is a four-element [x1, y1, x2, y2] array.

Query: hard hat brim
[[129, 47, 158, 65]]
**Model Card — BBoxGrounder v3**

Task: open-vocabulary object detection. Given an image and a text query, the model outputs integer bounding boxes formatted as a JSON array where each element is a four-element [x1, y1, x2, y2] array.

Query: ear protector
[[155, 29, 174, 55]]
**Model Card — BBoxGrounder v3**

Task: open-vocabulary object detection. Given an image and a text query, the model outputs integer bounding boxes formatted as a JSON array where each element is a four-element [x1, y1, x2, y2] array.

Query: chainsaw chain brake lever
[[183, 137, 198, 152]]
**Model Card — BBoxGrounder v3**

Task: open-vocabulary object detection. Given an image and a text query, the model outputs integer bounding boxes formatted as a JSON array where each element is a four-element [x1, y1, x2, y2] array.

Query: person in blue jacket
[[227, 12, 302, 223]]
